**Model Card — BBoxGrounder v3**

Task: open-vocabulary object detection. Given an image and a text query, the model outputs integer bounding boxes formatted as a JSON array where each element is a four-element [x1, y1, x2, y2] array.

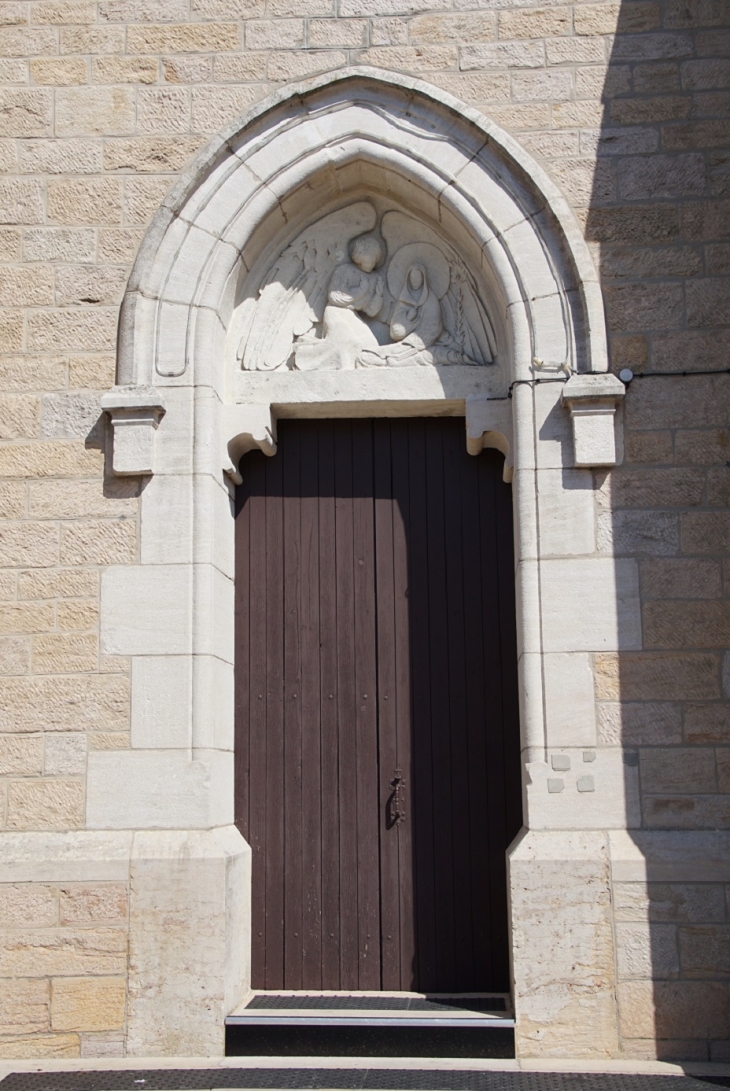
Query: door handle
[[388, 769, 406, 827]]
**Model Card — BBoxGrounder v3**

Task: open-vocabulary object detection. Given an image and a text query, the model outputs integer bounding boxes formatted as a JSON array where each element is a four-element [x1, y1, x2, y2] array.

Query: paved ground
[[1, 1070, 730, 1091]]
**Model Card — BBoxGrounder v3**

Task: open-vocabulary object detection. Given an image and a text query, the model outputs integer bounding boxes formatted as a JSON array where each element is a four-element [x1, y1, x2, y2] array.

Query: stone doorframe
[[97, 68, 630, 1057]]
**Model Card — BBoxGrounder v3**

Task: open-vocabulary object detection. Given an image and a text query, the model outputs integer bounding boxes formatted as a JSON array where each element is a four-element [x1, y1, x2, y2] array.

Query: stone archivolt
[[232, 201, 497, 373]]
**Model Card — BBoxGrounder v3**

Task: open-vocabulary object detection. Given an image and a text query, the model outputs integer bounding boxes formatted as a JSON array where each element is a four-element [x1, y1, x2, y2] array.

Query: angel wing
[[381, 210, 496, 366], [238, 202, 378, 371], [440, 259, 497, 365]]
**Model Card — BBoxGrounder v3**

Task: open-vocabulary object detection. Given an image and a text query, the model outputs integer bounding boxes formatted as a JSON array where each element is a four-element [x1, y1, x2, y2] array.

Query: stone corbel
[[101, 386, 166, 476], [561, 373, 625, 468], [222, 404, 277, 485], [465, 396, 514, 482]]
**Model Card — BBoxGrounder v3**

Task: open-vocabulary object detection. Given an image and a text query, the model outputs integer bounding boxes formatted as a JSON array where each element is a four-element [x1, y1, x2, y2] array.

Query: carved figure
[[294, 234, 385, 371], [234, 202, 496, 372]]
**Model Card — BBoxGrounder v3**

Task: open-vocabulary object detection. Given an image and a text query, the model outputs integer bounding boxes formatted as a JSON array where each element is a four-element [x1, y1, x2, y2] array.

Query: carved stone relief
[[231, 201, 497, 373]]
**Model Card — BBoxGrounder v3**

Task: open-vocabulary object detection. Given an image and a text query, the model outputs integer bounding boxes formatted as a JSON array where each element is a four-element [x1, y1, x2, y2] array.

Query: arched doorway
[[235, 417, 522, 993]]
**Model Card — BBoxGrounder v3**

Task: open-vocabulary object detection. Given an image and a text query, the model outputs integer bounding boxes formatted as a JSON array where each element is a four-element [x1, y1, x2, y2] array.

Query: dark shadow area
[[585, 0, 730, 1063], [225, 1023, 515, 1058], [233, 418, 522, 995]]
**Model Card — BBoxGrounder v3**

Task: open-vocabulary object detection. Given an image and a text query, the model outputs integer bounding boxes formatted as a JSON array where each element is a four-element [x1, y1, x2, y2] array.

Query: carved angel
[[358, 212, 496, 368], [236, 202, 384, 373]]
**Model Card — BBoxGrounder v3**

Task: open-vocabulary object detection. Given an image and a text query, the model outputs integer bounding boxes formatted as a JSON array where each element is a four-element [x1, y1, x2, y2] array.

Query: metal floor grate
[[246, 997, 508, 1014], [1, 1071, 729, 1091]]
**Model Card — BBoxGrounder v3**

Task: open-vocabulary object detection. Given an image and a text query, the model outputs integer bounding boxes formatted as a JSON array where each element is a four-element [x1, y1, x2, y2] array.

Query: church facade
[[0, 0, 729, 1064]]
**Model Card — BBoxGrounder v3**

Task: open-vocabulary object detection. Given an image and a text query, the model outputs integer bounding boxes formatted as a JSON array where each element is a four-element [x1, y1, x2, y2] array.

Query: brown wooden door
[[234, 418, 522, 993]]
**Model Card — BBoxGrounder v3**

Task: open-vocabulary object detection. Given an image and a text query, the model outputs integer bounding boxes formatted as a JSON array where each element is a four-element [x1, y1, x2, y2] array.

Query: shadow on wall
[[585, 0, 730, 1063]]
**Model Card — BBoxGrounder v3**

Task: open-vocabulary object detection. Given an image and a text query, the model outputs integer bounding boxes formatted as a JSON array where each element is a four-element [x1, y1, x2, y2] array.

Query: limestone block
[[29, 58, 87, 86], [44, 735, 87, 777], [131, 656, 191, 749], [103, 137, 202, 174], [613, 883, 726, 924], [609, 830, 730, 883], [543, 653, 597, 747], [124, 178, 172, 227], [0, 928, 127, 978], [0, 178, 45, 224], [0, 1034, 79, 1059], [680, 925, 730, 977], [561, 374, 625, 468], [87, 748, 232, 829], [536, 469, 595, 557], [18, 568, 99, 600], [0, 267, 53, 308], [0, 521, 58, 568], [47, 179, 123, 228], [509, 830, 619, 1058], [79, 1033, 125, 1058], [28, 309, 118, 354], [595, 651, 720, 702], [0, 978, 49, 1036], [51, 977, 126, 1033], [140, 475, 192, 565], [0, 884, 56, 927], [55, 87, 135, 138], [596, 701, 682, 746], [618, 979, 729, 1040], [0, 676, 129, 735], [190, 85, 264, 133], [0, 831, 132, 884], [0, 482, 24, 518], [539, 557, 641, 652], [57, 601, 99, 631], [60, 521, 136, 566], [93, 56, 159, 84], [69, 356, 116, 391], [127, 826, 250, 1056], [32, 632, 99, 674], [23, 227, 96, 264], [526, 747, 639, 830], [59, 883, 127, 925], [0, 602, 55, 635], [0, 636, 28, 675], [127, 22, 240, 52], [615, 922, 679, 980], [59, 26, 125, 53], [7, 779, 84, 831], [0, 735, 43, 776], [54, 267, 128, 309], [0, 90, 52, 138], [101, 564, 191, 656], [640, 747, 717, 794]]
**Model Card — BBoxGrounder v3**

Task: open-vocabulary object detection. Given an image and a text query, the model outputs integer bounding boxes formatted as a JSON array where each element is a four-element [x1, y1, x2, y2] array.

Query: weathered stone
[[644, 601, 730, 650], [92, 56, 158, 84], [0, 636, 30, 676], [679, 926, 730, 977], [44, 733, 87, 776], [641, 559, 721, 600], [624, 430, 674, 464], [127, 21, 240, 52], [0, 89, 52, 138], [687, 278, 730, 327], [59, 26, 125, 54], [7, 779, 84, 830], [0, 602, 55, 635], [60, 883, 128, 924], [32, 632, 98, 675], [0, 735, 43, 776], [596, 701, 682, 746], [604, 282, 685, 332], [18, 139, 101, 175], [47, 178, 123, 226], [23, 228, 96, 264], [17, 568, 99, 600], [0, 391, 41, 437], [595, 652, 720, 701], [0, 179, 45, 224], [190, 85, 263, 131], [56, 88, 136, 138], [640, 748, 717, 794], [643, 795, 730, 829], [103, 137, 201, 173], [614, 883, 726, 923], [89, 731, 130, 750], [51, 977, 126, 1032], [598, 510, 679, 556], [0, 928, 126, 977], [616, 922, 679, 980], [0, 978, 49, 1036], [0, 675, 129, 734], [57, 601, 99, 631], [619, 979, 729, 1038], [684, 704, 730, 744], [29, 58, 87, 85], [0, 1034, 79, 1059], [69, 356, 116, 390], [307, 17, 369, 47], [60, 520, 136, 566], [28, 310, 118, 353], [0, 884, 56, 928], [54, 267, 128, 308], [0, 522, 57, 569]]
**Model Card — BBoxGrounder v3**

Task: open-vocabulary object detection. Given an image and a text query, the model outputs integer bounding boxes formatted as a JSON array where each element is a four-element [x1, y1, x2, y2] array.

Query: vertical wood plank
[[282, 424, 303, 989], [318, 421, 340, 988], [264, 447, 285, 989], [352, 419, 380, 990], [300, 423, 322, 987], [389, 420, 417, 990], [334, 420, 359, 990], [247, 453, 269, 990], [373, 419, 399, 990]]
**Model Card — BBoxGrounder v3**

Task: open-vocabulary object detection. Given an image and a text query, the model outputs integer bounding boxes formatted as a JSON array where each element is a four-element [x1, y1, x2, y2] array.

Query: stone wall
[[0, 0, 728, 1062]]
